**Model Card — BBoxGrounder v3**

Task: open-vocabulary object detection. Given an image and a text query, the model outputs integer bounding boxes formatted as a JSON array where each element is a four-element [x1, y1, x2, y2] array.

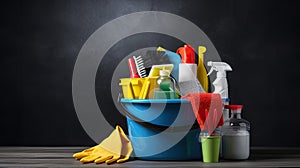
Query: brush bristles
[[144, 50, 170, 67], [133, 56, 147, 78]]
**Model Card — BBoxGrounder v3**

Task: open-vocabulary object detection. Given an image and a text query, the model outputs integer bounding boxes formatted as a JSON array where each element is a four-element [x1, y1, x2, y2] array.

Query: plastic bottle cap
[[176, 45, 195, 64], [160, 70, 170, 77], [224, 105, 243, 110], [222, 98, 230, 103]]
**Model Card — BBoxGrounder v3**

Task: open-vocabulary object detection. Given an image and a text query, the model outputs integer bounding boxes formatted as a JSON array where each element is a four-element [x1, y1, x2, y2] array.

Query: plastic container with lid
[[221, 105, 250, 160]]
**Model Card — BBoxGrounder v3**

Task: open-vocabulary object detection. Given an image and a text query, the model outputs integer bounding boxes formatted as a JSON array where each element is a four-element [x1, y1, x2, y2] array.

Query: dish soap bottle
[[153, 70, 177, 99], [222, 105, 250, 160]]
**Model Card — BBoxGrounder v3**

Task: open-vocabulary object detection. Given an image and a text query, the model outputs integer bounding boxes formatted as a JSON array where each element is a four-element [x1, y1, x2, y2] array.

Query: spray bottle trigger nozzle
[[207, 67, 214, 76]]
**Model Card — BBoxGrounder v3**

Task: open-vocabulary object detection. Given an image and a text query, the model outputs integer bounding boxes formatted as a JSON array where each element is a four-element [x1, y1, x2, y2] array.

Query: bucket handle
[[118, 94, 200, 132]]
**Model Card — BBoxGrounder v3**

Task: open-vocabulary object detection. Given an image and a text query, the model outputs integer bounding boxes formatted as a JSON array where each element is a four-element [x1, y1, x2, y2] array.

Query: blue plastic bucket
[[120, 98, 202, 160]]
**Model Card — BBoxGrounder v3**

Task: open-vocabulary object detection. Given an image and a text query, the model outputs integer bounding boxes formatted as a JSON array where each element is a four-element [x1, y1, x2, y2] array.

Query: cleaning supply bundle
[[118, 44, 251, 162], [117, 45, 206, 160], [73, 125, 133, 164]]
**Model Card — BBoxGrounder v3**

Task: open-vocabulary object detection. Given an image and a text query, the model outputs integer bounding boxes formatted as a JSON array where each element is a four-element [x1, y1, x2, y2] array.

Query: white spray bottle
[[207, 61, 232, 124]]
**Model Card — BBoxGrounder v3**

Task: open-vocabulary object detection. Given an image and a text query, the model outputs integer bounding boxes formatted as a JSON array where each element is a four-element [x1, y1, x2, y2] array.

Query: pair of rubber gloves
[[73, 125, 133, 164]]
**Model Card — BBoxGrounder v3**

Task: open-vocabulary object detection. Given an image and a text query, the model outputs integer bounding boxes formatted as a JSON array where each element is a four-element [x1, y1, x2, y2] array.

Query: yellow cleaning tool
[[148, 64, 174, 77], [157, 46, 166, 51], [197, 46, 209, 92], [73, 125, 133, 164], [139, 78, 150, 99], [119, 78, 135, 99]]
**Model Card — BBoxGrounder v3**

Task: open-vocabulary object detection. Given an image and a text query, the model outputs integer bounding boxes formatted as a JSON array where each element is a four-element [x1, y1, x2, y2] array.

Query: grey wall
[[1, 0, 300, 146]]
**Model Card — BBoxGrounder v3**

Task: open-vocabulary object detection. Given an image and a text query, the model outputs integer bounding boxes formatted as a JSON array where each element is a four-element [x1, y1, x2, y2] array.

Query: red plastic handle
[[128, 58, 140, 78]]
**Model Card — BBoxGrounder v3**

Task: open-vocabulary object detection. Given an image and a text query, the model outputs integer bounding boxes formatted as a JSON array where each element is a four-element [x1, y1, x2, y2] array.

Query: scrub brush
[[133, 56, 147, 78], [133, 50, 171, 78], [143, 50, 171, 68], [132, 50, 169, 69]]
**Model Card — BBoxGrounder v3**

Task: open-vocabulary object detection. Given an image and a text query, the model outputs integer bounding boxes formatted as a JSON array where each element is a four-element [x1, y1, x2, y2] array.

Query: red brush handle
[[128, 58, 140, 78]]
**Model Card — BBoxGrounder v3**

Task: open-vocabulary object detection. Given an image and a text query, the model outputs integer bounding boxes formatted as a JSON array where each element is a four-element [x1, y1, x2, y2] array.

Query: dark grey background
[[1, 0, 299, 146]]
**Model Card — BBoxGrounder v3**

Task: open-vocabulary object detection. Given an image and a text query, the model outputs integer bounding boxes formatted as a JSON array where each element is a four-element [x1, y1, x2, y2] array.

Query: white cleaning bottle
[[207, 61, 232, 124]]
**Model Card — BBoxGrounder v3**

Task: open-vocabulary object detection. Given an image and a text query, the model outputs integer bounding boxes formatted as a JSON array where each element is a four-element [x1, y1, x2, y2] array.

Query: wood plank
[[0, 147, 300, 167]]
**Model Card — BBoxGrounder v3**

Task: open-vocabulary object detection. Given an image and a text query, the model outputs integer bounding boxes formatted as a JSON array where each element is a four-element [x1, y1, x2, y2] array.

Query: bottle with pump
[[222, 105, 250, 160], [207, 61, 232, 124], [153, 70, 177, 99]]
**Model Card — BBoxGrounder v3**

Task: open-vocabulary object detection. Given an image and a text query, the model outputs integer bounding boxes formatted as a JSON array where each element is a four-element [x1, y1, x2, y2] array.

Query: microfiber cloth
[[182, 93, 224, 132]]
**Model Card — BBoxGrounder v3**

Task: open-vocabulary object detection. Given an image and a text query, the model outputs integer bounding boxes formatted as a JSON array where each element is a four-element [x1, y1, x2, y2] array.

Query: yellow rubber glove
[[73, 125, 133, 164]]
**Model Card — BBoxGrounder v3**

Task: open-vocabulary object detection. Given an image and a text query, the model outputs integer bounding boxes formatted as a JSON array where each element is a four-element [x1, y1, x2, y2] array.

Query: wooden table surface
[[1, 147, 300, 167]]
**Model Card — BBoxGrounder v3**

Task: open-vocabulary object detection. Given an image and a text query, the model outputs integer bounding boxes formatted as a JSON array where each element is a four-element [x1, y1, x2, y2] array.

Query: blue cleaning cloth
[[163, 51, 181, 82]]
